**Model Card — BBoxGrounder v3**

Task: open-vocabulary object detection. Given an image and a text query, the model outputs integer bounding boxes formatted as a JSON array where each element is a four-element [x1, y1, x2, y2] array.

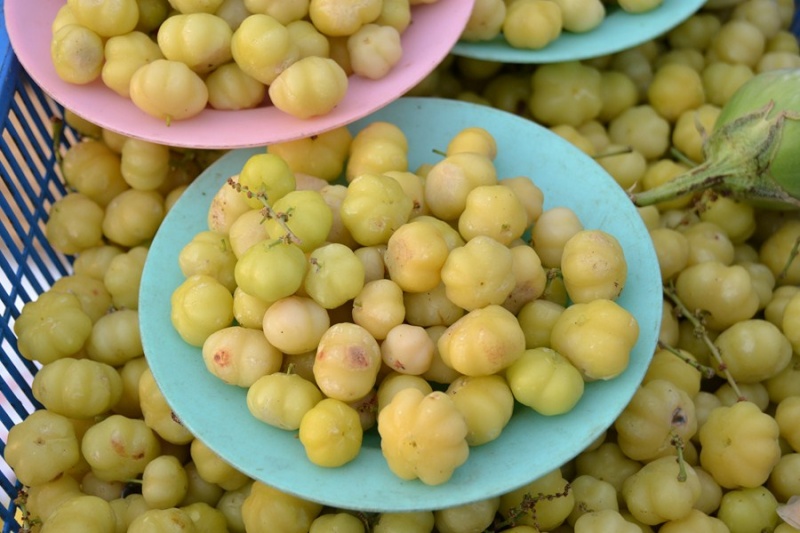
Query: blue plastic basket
[[0, 1, 85, 530], [0, 1, 799, 532]]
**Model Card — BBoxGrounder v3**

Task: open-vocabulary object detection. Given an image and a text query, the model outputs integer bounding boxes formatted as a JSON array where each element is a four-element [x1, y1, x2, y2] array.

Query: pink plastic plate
[[4, 0, 473, 149]]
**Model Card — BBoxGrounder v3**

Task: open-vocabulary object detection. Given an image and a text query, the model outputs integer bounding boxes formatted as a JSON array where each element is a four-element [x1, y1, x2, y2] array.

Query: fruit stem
[[488, 484, 571, 531], [544, 267, 562, 292], [657, 341, 716, 379], [227, 177, 303, 245], [662, 282, 746, 401], [669, 431, 688, 483], [593, 145, 633, 160], [14, 486, 41, 533], [778, 236, 800, 281]]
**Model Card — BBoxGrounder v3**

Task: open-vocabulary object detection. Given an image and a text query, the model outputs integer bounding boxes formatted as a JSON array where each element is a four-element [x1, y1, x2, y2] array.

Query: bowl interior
[[4, 0, 473, 149], [451, 0, 705, 64], [139, 97, 662, 512]]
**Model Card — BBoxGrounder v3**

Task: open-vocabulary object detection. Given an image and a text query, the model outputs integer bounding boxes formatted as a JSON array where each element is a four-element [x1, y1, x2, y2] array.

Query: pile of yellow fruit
[[5, 0, 800, 531]]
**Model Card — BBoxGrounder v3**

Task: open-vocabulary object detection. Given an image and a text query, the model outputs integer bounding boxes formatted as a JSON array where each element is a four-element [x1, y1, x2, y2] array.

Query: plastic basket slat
[[10, 95, 56, 163], [5, 98, 61, 205], [13, 76, 62, 150], [0, 155, 67, 312], [0, 343, 37, 418], [2, 146, 66, 272]]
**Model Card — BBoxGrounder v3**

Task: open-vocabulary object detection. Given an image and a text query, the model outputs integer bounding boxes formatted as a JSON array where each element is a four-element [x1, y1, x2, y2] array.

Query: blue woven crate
[[0, 1, 84, 530], [1, 1, 799, 532]]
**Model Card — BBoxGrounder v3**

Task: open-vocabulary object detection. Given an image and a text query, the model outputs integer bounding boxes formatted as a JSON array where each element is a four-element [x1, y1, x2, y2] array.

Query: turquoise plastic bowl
[[139, 97, 662, 512], [452, 0, 706, 63]]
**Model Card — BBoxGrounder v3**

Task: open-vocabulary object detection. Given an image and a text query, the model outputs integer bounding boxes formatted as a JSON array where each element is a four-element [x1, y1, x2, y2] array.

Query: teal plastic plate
[[452, 0, 705, 63], [139, 97, 662, 512]]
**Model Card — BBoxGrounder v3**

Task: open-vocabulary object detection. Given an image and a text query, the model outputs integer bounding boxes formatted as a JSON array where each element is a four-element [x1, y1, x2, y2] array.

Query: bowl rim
[[452, 0, 706, 64]]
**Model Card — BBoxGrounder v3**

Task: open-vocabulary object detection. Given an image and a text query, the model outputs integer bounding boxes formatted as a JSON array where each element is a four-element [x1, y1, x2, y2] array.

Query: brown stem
[[662, 282, 745, 401], [227, 178, 303, 246], [14, 486, 40, 533], [487, 483, 571, 532], [544, 267, 562, 292]]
